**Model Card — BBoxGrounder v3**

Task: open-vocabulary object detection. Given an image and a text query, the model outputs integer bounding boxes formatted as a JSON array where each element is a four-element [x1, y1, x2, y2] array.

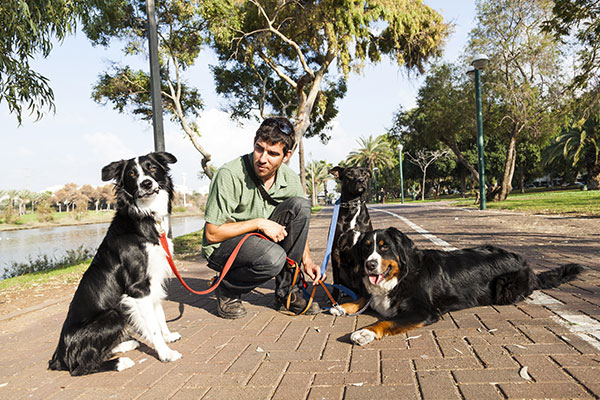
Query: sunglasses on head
[[275, 121, 294, 136]]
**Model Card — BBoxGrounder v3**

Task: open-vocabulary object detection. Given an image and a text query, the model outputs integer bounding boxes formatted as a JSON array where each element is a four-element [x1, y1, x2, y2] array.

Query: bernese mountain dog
[[49, 151, 182, 375], [331, 227, 584, 346]]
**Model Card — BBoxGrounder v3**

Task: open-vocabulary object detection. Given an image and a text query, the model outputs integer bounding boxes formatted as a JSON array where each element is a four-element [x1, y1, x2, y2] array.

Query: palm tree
[[305, 160, 332, 205], [346, 135, 396, 172], [544, 117, 600, 189]]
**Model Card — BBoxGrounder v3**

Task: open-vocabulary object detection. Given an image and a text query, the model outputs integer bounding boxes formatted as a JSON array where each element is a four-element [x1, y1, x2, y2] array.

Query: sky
[[0, 1, 476, 195]]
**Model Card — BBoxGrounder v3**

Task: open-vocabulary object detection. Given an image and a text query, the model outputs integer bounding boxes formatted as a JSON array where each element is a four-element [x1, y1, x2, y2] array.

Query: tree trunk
[[421, 169, 427, 201], [444, 137, 480, 182], [587, 163, 600, 190], [492, 131, 518, 201]]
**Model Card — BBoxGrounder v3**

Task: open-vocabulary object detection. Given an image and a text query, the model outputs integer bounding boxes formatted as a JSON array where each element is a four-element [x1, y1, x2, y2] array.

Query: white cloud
[[83, 131, 136, 161]]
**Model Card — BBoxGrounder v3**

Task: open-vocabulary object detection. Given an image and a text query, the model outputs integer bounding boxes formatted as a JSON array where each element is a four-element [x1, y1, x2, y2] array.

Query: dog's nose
[[365, 259, 378, 272], [140, 179, 153, 190]]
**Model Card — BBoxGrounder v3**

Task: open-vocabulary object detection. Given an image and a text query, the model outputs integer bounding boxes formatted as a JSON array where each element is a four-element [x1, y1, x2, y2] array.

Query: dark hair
[[254, 117, 295, 153]]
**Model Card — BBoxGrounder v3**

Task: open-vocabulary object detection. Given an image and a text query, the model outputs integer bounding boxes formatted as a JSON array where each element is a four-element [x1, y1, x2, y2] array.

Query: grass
[[0, 260, 90, 292], [450, 188, 600, 216], [173, 229, 204, 255]]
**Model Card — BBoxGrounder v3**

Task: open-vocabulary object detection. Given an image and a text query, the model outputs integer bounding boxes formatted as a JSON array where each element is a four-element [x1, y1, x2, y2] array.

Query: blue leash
[[301, 198, 358, 307]]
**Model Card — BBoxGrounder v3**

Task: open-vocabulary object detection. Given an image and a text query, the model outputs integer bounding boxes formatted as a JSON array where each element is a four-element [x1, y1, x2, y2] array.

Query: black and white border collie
[[331, 227, 585, 346], [49, 152, 182, 376]]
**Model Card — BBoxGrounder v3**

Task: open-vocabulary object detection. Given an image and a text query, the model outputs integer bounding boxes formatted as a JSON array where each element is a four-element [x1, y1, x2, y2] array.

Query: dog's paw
[[164, 332, 181, 343], [112, 340, 140, 354], [350, 329, 376, 346], [329, 305, 346, 316], [159, 349, 182, 363], [116, 357, 135, 371]]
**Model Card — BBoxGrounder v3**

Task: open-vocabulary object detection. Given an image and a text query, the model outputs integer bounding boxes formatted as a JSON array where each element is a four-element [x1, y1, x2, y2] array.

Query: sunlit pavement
[[1, 201, 598, 399]]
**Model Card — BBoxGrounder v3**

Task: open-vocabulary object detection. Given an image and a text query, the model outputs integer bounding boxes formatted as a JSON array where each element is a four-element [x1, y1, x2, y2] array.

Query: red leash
[[160, 231, 326, 315], [160, 231, 269, 295]]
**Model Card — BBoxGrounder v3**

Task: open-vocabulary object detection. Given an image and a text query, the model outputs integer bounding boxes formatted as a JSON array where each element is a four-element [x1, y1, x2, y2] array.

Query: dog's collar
[[339, 199, 365, 208]]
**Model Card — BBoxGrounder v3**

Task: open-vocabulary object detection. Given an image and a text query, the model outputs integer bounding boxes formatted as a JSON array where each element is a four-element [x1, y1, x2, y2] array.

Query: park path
[[0, 202, 598, 399]]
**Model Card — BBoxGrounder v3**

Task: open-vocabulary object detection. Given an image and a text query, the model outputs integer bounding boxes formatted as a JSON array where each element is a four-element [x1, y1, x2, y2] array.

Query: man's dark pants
[[207, 197, 310, 299]]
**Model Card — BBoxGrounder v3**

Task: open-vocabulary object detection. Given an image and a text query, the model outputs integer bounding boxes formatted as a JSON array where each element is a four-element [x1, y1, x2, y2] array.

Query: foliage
[[203, 0, 449, 188], [468, 0, 565, 201], [543, 0, 600, 93], [2, 245, 93, 280], [87, 0, 215, 178], [543, 112, 600, 189], [0, 0, 81, 123], [305, 160, 332, 205], [173, 228, 204, 255], [346, 135, 396, 172]]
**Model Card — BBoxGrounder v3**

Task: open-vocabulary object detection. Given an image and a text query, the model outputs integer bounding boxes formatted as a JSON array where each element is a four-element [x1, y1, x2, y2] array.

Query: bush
[[2, 245, 94, 279], [36, 201, 54, 222]]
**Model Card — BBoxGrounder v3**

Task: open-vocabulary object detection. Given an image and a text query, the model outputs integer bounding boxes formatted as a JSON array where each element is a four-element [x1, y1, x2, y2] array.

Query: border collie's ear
[[387, 227, 414, 251], [150, 151, 178, 167], [329, 166, 344, 179], [101, 160, 126, 182]]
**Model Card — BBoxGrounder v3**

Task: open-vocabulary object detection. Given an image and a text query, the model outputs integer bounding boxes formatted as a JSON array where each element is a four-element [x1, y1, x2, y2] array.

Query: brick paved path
[[1, 202, 599, 399]]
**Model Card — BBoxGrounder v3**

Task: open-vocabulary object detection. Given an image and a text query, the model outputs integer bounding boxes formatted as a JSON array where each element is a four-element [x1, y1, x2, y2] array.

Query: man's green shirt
[[201, 153, 304, 259]]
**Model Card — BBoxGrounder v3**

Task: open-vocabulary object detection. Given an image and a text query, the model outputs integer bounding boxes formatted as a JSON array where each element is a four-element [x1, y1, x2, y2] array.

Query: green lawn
[[450, 189, 600, 216]]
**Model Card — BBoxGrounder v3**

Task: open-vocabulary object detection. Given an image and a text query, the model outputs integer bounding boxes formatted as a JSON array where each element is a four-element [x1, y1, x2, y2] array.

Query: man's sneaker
[[216, 286, 247, 319], [276, 290, 321, 315]]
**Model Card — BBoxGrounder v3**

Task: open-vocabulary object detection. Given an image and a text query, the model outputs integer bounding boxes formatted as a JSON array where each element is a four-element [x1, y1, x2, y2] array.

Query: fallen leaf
[[256, 346, 264, 353], [519, 366, 532, 381], [405, 335, 421, 341]]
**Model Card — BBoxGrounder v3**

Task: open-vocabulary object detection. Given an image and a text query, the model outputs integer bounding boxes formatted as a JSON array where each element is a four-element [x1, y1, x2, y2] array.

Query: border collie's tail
[[536, 263, 585, 290]]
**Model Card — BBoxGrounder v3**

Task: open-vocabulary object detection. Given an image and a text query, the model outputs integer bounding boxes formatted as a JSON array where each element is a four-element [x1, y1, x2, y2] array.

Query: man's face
[[253, 139, 292, 181]]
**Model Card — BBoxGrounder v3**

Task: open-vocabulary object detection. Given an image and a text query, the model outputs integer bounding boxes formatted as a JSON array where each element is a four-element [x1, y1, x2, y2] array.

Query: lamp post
[[146, 0, 165, 151], [373, 167, 379, 203], [467, 53, 489, 210], [397, 144, 405, 204]]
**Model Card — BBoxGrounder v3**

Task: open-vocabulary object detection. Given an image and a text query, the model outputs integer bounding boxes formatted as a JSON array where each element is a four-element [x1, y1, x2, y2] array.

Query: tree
[[543, 0, 600, 94], [0, 0, 81, 123], [391, 64, 481, 183], [88, 0, 215, 178], [346, 135, 396, 172], [468, 0, 564, 201], [305, 160, 331, 205], [405, 149, 452, 200], [544, 113, 600, 189], [204, 0, 449, 190]]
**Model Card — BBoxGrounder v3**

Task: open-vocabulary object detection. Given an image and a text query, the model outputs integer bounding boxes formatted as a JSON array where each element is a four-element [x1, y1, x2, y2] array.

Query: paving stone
[[417, 370, 460, 400], [499, 382, 594, 399], [458, 383, 504, 400]]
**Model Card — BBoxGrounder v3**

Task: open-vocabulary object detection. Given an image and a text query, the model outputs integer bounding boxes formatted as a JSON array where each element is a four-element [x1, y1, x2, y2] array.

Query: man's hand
[[302, 247, 325, 285], [257, 218, 287, 242]]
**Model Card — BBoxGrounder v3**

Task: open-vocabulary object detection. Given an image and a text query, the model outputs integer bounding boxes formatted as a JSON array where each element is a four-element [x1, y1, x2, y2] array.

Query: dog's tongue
[[369, 274, 384, 285]]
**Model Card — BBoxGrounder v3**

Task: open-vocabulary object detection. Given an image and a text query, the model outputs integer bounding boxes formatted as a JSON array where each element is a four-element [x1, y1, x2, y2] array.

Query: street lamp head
[[373, 167, 379, 171], [466, 66, 475, 79], [397, 143, 403, 151], [472, 54, 489, 70]]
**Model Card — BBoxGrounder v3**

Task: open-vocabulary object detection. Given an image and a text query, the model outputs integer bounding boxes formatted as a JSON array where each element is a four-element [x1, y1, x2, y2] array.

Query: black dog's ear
[[149, 151, 177, 167], [329, 166, 344, 179], [352, 232, 366, 265], [387, 227, 414, 249], [101, 160, 126, 182]]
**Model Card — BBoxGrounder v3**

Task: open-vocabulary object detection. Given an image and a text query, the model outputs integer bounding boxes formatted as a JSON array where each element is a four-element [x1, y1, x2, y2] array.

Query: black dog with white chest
[[49, 152, 182, 376], [329, 166, 373, 300], [332, 227, 585, 346]]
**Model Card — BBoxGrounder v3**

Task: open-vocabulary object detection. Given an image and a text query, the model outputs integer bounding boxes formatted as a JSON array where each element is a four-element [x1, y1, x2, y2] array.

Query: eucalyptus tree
[[87, 0, 215, 178], [203, 0, 449, 190], [1, 0, 81, 123], [468, 0, 564, 201]]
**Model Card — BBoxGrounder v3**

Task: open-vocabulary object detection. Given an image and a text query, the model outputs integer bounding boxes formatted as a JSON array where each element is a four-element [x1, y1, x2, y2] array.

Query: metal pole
[[474, 69, 486, 210], [373, 168, 378, 203], [146, 0, 165, 152], [398, 148, 404, 204]]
